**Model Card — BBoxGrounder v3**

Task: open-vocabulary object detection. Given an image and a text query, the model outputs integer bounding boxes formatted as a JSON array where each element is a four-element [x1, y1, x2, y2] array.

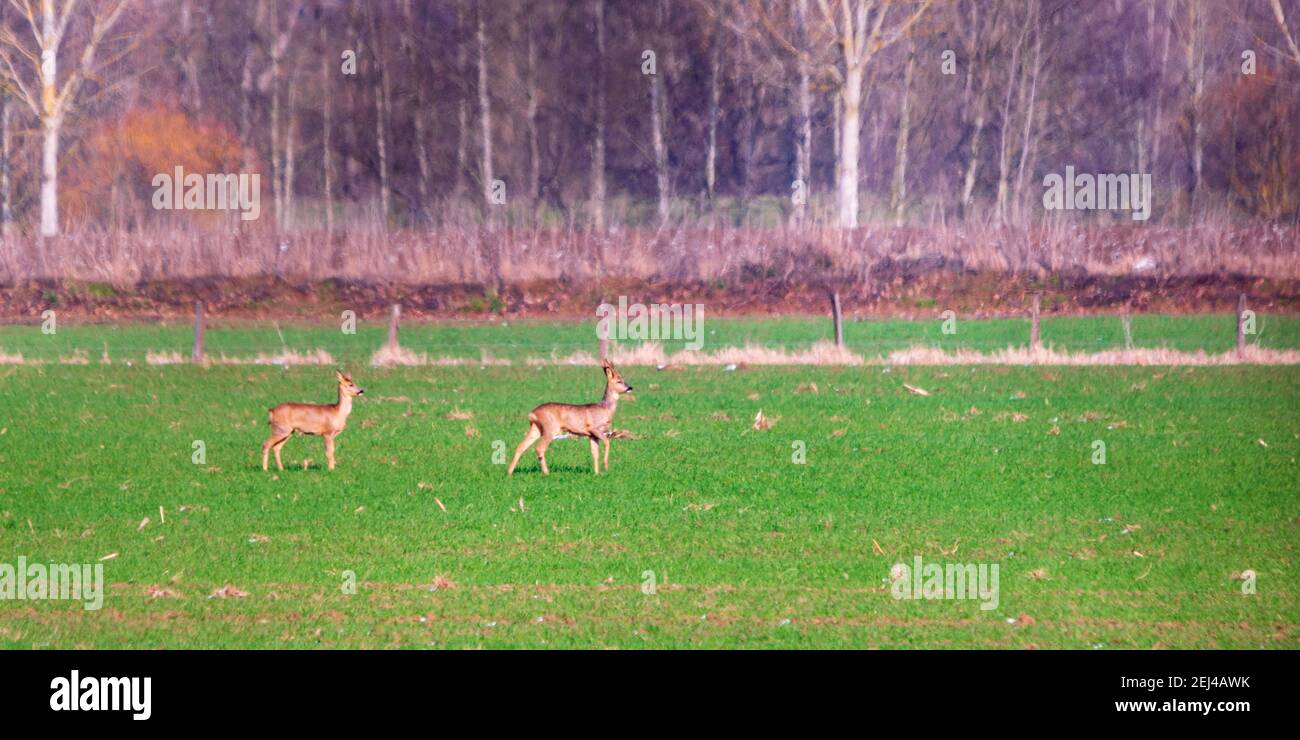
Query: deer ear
[[600, 358, 613, 370], [335, 370, 347, 382]]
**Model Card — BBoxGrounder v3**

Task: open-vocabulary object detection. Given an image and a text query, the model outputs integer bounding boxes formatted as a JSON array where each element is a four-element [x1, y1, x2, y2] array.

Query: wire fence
[[1, 298, 1296, 367]]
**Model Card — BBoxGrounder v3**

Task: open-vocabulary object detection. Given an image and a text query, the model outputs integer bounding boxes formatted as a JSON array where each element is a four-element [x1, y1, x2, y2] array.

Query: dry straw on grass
[[883, 344, 1300, 366], [370, 345, 510, 367], [146, 349, 334, 366]]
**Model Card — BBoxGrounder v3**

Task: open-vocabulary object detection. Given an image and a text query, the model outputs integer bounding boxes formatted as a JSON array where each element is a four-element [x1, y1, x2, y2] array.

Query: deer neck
[[599, 384, 619, 414], [335, 388, 354, 420]]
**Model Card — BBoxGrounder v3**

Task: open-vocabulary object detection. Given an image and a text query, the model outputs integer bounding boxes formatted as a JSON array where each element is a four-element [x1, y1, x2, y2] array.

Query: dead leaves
[[903, 383, 931, 396], [752, 410, 774, 430]]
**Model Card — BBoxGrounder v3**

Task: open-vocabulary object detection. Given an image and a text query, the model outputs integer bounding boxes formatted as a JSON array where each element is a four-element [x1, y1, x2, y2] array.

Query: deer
[[507, 359, 633, 476], [261, 370, 364, 472]]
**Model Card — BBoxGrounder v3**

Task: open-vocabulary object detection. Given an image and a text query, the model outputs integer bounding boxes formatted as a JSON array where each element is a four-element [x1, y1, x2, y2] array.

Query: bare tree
[[750, 0, 931, 229], [0, 0, 133, 238], [477, 0, 493, 215], [589, 0, 606, 231], [1268, 0, 1300, 68]]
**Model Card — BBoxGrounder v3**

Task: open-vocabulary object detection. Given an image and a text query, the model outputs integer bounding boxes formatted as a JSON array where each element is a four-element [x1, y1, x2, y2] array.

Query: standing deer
[[262, 370, 364, 471], [507, 359, 633, 476]]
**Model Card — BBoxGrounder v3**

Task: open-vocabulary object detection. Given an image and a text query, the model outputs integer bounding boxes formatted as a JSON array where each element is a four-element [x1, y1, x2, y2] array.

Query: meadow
[[2, 313, 1299, 365], [0, 320, 1296, 648]]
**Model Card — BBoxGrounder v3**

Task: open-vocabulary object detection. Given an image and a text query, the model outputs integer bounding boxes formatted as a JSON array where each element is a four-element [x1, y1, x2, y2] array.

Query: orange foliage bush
[[63, 105, 248, 230]]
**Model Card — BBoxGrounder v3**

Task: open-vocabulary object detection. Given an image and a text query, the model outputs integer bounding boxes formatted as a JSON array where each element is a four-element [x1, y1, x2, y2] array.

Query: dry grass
[[0, 350, 24, 364], [145, 350, 185, 365], [370, 344, 511, 367], [3, 222, 1296, 285], [146, 348, 334, 366], [220, 349, 334, 366], [883, 344, 1300, 366], [538, 341, 1300, 367]]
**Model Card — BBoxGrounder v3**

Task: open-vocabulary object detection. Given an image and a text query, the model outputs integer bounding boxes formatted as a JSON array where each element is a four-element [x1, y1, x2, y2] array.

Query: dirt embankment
[[1, 264, 1296, 321]]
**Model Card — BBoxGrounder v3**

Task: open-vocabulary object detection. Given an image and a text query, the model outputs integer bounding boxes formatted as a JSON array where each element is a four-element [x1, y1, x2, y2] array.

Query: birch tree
[[0, 0, 133, 237], [750, 0, 931, 229]]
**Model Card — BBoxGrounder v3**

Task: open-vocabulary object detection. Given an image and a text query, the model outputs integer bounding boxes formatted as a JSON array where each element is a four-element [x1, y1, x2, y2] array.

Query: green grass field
[[3, 313, 1298, 365], [0, 319, 1297, 648]]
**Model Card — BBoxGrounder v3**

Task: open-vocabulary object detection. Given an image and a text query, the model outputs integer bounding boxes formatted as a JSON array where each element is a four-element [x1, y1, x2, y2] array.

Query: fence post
[[388, 303, 401, 352], [1236, 293, 1247, 358], [1121, 308, 1133, 351], [831, 291, 844, 349], [192, 301, 205, 363], [598, 319, 609, 360], [1030, 292, 1041, 351]]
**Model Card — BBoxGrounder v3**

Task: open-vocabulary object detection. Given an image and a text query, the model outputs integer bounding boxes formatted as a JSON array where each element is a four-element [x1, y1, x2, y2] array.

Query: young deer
[[262, 370, 364, 471], [507, 359, 633, 476]]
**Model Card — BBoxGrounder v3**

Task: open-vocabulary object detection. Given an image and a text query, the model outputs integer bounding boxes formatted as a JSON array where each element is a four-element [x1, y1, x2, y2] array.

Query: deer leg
[[324, 434, 337, 471], [535, 434, 552, 476], [507, 423, 542, 476], [263, 425, 290, 471], [602, 436, 611, 471], [272, 436, 290, 471], [589, 436, 600, 475]]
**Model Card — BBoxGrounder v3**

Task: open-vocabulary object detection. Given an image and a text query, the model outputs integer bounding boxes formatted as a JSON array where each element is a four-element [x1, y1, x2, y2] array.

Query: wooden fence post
[[1121, 307, 1133, 351], [831, 292, 844, 349], [1030, 292, 1041, 351], [388, 303, 401, 352], [192, 301, 205, 363], [598, 319, 609, 360], [1236, 293, 1247, 358]]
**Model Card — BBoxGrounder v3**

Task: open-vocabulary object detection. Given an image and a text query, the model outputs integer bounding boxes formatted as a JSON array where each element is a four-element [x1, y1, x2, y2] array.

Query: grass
[[2, 314, 1298, 366], [0, 347, 1296, 648]]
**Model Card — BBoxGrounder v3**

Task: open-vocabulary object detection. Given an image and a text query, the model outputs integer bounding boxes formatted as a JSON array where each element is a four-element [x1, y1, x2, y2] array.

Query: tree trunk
[[477, 2, 494, 216], [403, 0, 429, 221], [1184, 0, 1204, 214], [270, 4, 283, 231], [284, 68, 297, 231], [837, 64, 862, 229], [40, 116, 60, 239], [995, 20, 1025, 224], [525, 17, 540, 203], [453, 4, 470, 202], [371, 7, 391, 227], [792, 0, 812, 224], [590, 0, 607, 231], [180, 0, 203, 113], [961, 67, 991, 217], [705, 33, 720, 204], [1012, 7, 1042, 225], [39, 2, 60, 238], [321, 23, 334, 237], [1, 96, 11, 238], [891, 47, 914, 226]]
